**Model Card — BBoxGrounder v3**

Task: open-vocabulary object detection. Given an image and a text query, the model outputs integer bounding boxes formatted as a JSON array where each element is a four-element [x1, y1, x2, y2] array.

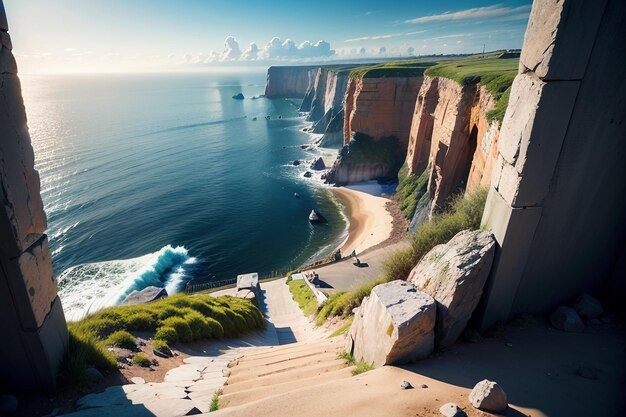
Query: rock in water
[[346, 280, 436, 367], [408, 230, 496, 348], [439, 403, 466, 417], [469, 380, 508, 412], [311, 157, 326, 170], [122, 286, 168, 305], [231, 93, 244, 100], [573, 293, 603, 318], [550, 306, 585, 332]]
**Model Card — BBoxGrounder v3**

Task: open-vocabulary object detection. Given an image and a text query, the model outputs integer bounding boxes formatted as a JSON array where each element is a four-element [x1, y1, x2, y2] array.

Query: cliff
[[326, 72, 424, 184], [299, 66, 353, 148], [264, 66, 318, 98]]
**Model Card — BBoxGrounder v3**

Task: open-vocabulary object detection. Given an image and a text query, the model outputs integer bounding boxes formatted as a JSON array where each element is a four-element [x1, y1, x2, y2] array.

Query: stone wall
[[0, 0, 68, 391], [477, 0, 626, 329]]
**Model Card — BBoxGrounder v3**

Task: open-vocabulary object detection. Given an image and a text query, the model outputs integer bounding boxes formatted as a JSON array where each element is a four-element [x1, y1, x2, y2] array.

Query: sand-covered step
[[222, 358, 349, 393], [233, 338, 340, 363], [226, 350, 340, 384], [220, 366, 355, 408], [232, 341, 341, 369]]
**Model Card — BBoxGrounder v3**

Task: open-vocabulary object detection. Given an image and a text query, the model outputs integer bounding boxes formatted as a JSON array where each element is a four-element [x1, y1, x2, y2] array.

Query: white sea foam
[[57, 245, 196, 321]]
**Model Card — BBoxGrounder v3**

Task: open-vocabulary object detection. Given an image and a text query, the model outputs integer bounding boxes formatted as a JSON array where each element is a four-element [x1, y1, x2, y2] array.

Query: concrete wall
[[478, 0, 626, 329], [0, 0, 68, 391]]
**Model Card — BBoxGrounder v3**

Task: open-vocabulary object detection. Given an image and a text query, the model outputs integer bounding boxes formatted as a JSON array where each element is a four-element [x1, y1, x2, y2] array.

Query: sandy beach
[[332, 187, 394, 257]]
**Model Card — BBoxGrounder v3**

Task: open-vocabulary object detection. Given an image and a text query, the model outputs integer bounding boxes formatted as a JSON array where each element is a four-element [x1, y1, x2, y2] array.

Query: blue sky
[[4, 0, 532, 73]]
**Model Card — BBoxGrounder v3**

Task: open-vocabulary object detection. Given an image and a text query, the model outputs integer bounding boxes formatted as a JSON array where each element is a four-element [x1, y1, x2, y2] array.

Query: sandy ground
[[213, 316, 626, 417], [332, 187, 393, 256]]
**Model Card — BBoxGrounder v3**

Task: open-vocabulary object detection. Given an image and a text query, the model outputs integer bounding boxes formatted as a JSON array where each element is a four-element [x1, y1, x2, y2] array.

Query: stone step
[[220, 366, 354, 408]]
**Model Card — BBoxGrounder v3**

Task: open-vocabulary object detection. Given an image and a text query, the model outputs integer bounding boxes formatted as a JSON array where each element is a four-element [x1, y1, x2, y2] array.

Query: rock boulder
[[346, 280, 436, 367], [408, 230, 496, 348], [573, 293, 603, 318], [469, 379, 508, 412], [122, 286, 168, 305], [550, 305, 584, 332], [311, 157, 326, 170]]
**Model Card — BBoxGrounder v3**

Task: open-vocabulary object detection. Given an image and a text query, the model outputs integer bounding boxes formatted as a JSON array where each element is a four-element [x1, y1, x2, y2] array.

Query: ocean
[[21, 70, 347, 320]]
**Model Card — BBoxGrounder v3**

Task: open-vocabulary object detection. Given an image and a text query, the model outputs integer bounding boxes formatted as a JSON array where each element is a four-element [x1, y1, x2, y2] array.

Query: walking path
[[60, 279, 325, 417]]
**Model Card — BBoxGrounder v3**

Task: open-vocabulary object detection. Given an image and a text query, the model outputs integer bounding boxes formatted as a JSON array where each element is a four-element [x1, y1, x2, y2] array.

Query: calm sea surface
[[21, 71, 346, 320]]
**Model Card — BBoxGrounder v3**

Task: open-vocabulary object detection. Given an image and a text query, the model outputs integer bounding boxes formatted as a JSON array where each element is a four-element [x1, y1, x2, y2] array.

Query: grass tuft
[[353, 359, 374, 376], [210, 389, 223, 412], [106, 330, 136, 350], [330, 316, 354, 337], [132, 353, 151, 367], [287, 279, 319, 316]]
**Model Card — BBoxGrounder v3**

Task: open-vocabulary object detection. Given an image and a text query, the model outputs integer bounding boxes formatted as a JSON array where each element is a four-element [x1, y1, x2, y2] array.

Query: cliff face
[[343, 76, 423, 146], [264, 66, 318, 98], [326, 75, 423, 184], [405, 76, 501, 220], [299, 67, 351, 147]]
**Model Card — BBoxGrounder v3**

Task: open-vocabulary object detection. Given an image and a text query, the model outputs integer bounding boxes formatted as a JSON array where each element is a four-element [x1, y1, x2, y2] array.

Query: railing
[[185, 270, 290, 295]]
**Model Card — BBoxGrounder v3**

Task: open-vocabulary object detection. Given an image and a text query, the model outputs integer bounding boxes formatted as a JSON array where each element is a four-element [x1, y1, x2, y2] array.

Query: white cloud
[[344, 30, 426, 43], [406, 4, 531, 24], [260, 37, 334, 59], [221, 36, 241, 61], [242, 42, 259, 60]]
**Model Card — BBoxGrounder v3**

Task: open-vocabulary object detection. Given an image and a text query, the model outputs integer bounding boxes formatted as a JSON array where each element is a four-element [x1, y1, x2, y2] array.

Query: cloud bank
[[406, 4, 531, 24]]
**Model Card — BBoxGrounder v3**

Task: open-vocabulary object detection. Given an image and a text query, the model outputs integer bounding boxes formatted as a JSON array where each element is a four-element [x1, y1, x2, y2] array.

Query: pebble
[[421, 383, 429, 389], [439, 402, 466, 417], [400, 380, 413, 389]]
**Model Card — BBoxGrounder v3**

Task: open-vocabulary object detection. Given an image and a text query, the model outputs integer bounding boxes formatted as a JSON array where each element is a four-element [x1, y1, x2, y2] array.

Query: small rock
[[154, 347, 173, 358], [573, 293, 603, 318], [0, 394, 18, 414], [550, 306, 585, 332], [131, 377, 145, 384], [469, 379, 508, 412], [292, 160, 301, 166], [231, 93, 244, 100], [439, 402, 466, 417], [151, 359, 159, 367], [185, 407, 203, 415], [577, 366, 599, 380], [303, 171, 312, 178], [400, 380, 413, 389], [421, 383, 429, 389], [85, 367, 104, 382], [311, 157, 326, 170]]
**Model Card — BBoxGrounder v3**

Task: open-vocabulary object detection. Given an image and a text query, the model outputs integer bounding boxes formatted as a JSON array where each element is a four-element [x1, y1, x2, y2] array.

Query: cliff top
[[349, 59, 436, 79]]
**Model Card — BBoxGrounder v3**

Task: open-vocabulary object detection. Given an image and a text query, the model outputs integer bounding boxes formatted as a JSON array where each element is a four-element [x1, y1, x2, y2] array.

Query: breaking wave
[[57, 245, 196, 321]]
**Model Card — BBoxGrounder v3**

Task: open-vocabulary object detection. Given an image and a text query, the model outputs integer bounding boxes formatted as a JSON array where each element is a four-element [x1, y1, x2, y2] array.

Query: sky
[[4, 0, 532, 74]]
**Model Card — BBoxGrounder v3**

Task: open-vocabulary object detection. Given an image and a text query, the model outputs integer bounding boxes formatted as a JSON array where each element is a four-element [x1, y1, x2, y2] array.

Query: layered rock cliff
[[299, 66, 352, 147], [405, 75, 501, 222], [326, 75, 423, 184], [264, 66, 318, 98]]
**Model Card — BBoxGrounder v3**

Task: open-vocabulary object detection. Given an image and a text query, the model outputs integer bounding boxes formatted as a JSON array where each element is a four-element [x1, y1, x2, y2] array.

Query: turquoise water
[[21, 71, 346, 319]]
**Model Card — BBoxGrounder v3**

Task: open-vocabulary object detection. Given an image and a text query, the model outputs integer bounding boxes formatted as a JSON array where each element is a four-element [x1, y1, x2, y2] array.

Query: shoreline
[[330, 187, 395, 257]]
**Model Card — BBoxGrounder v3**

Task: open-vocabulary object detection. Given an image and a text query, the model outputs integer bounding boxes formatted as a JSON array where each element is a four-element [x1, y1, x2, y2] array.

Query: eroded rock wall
[[405, 76, 501, 220], [264, 66, 318, 98], [0, 0, 68, 391]]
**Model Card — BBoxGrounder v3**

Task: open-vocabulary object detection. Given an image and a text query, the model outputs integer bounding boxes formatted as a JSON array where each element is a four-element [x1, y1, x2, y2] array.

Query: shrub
[[58, 327, 117, 388], [160, 317, 193, 343], [133, 353, 151, 367], [396, 166, 430, 220], [185, 311, 213, 340], [152, 339, 169, 351], [154, 326, 178, 343], [382, 248, 415, 283], [126, 312, 157, 332], [106, 330, 136, 350], [210, 389, 223, 412], [352, 359, 374, 376], [82, 317, 124, 338]]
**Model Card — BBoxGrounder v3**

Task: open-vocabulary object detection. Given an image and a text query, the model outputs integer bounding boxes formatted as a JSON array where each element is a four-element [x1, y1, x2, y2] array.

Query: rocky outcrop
[[264, 66, 318, 98], [408, 230, 496, 348], [299, 66, 352, 148], [405, 76, 501, 221], [122, 286, 168, 305], [549, 306, 584, 332], [346, 280, 436, 367], [327, 75, 423, 184]]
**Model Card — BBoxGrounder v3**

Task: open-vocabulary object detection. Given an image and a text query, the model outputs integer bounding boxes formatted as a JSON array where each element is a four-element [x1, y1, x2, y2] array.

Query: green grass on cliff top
[[425, 55, 519, 123], [60, 293, 263, 388], [349, 59, 437, 79]]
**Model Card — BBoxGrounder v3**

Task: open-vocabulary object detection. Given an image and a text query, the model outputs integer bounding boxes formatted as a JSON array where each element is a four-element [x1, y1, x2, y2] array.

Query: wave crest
[[57, 245, 196, 321]]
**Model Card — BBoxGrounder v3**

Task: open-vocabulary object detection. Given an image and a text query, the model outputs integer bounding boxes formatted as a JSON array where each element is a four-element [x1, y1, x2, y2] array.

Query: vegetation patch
[[396, 164, 430, 220], [315, 188, 488, 324], [62, 293, 263, 386], [288, 279, 319, 316], [425, 56, 518, 124], [132, 353, 151, 367], [210, 389, 223, 412], [335, 133, 406, 181], [350, 59, 436, 79], [330, 316, 354, 337], [353, 360, 374, 376]]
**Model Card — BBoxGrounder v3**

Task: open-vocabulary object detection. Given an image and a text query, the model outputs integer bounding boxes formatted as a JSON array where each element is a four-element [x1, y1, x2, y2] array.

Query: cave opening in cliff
[[457, 124, 479, 193]]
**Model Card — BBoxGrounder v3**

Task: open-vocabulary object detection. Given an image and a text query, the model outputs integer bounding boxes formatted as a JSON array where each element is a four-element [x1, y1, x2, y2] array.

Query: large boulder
[[311, 157, 326, 170], [573, 293, 603, 318], [122, 286, 168, 305], [346, 280, 436, 367], [408, 230, 496, 348], [469, 380, 508, 412], [550, 305, 584, 332]]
